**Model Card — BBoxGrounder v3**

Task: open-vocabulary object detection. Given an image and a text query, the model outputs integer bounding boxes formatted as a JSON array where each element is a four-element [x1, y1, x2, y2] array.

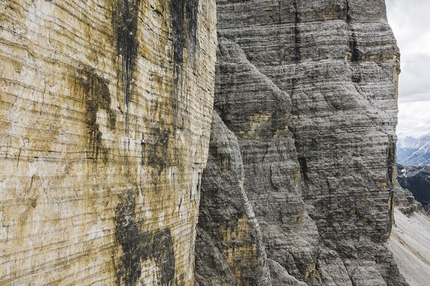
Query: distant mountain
[[397, 133, 430, 165], [397, 164, 430, 208]]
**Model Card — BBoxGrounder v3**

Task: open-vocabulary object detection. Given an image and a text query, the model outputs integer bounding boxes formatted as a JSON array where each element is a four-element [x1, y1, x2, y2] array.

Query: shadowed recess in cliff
[[387, 135, 396, 187], [112, 0, 141, 112], [114, 190, 175, 286], [71, 66, 116, 160]]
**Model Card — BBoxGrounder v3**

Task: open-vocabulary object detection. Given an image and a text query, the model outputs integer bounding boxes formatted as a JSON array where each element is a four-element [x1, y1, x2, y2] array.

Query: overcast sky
[[386, 0, 430, 138]]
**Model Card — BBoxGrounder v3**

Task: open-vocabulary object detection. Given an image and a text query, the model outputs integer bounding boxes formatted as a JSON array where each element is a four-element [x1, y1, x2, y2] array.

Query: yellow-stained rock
[[0, 0, 217, 285]]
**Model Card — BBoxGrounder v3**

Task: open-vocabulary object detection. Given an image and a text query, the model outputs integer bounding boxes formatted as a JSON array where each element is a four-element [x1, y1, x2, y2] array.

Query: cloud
[[398, 53, 430, 102], [386, 0, 430, 138], [386, 0, 430, 54], [398, 101, 430, 137]]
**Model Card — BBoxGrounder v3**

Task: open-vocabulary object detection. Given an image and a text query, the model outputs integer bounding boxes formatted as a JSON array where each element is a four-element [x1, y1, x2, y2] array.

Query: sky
[[385, 0, 430, 138]]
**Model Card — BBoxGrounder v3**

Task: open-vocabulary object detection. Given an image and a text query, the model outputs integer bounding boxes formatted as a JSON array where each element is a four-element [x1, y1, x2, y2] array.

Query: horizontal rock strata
[[195, 111, 271, 286], [0, 0, 216, 285], [196, 0, 407, 285]]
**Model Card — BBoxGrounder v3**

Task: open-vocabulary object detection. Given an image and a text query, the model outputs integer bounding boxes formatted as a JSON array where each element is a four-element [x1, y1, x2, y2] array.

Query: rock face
[[1, 0, 410, 285], [196, 0, 406, 285], [0, 1, 216, 285], [195, 112, 271, 286]]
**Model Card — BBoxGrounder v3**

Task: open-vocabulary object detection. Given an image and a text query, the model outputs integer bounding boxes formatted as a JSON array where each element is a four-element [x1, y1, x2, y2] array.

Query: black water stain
[[345, 0, 352, 22], [169, 0, 199, 132], [170, 0, 186, 66], [349, 34, 362, 62], [114, 191, 145, 286], [185, 0, 198, 61], [293, 0, 301, 63], [147, 126, 170, 176], [169, 0, 198, 66], [115, 191, 176, 285], [153, 229, 175, 285], [74, 66, 116, 160], [345, 0, 362, 62], [112, 0, 142, 128]]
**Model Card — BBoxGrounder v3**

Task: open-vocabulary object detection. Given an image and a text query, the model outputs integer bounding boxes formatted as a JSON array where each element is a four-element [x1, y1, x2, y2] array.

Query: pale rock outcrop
[[0, 0, 216, 285], [388, 208, 430, 286], [389, 183, 430, 285], [196, 0, 406, 285]]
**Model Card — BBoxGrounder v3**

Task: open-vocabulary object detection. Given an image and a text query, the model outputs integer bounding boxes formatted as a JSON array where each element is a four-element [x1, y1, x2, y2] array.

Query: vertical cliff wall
[[196, 0, 405, 285], [0, 0, 216, 285]]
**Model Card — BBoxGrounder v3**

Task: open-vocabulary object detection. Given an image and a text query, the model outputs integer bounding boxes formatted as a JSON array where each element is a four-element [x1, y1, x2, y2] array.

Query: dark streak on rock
[[345, 0, 362, 62], [169, 0, 199, 66], [170, 0, 186, 66], [154, 229, 176, 285], [115, 191, 175, 285], [293, 0, 301, 63], [75, 66, 116, 161], [345, 0, 352, 22], [169, 0, 199, 131], [298, 157, 308, 181], [147, 126, 170, 177], [112, 0, 142, 128], [185, 0, 199, 61], [114, 190, 144, 286], [349, 34, 362, 62]]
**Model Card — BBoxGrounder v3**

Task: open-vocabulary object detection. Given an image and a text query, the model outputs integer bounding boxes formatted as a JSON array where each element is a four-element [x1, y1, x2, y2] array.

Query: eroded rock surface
[[1, 0, 412, 285], [195, 112, 271, 286], [196, 0, 406, 285], [0, 0, 216, 285]]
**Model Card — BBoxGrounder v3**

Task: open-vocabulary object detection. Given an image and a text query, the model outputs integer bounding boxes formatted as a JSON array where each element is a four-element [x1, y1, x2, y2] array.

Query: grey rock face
[[215, 38, 320, 283], [195, 111, 271, 286], [196, 0, 406, 285]]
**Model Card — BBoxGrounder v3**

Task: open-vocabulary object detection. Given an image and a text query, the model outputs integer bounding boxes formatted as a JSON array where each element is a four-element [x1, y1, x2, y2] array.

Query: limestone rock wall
[[0, 0, 216, 285], [196, 0, 406, 285], [195, 111, 271, 286]]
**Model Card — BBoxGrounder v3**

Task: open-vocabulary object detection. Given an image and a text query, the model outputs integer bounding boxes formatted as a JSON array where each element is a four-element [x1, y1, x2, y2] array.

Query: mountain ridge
[[397, 133, 430, 165]]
